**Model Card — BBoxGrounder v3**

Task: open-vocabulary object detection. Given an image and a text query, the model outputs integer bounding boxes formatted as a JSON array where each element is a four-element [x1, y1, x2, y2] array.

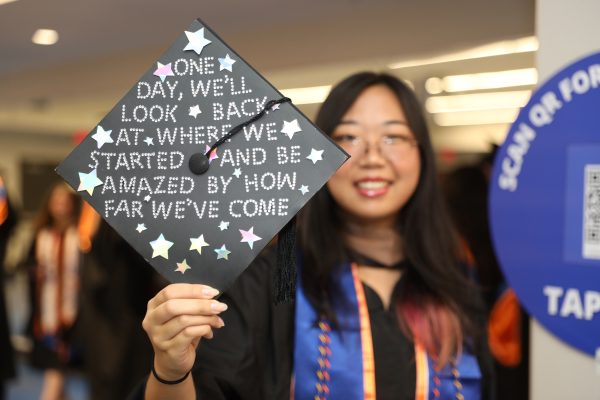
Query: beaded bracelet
[[151, 365, 191, 385]]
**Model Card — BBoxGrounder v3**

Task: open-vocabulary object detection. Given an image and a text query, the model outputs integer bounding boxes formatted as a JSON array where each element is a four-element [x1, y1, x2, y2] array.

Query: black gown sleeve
[[128, 247, 294, 400]]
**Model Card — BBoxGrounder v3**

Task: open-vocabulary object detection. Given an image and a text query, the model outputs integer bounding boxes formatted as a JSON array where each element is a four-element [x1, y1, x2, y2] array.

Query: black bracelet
[[151, 365, 191, 385]]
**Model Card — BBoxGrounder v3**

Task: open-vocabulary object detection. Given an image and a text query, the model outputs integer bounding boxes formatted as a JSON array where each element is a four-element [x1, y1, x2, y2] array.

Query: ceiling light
[[388, 36, 538, 69], [426, 68, 538, 94], [32, 29, 59, 46], [425, 90, 531, 113], [433, 109, 520, 126], [280, 85, 331, 105]]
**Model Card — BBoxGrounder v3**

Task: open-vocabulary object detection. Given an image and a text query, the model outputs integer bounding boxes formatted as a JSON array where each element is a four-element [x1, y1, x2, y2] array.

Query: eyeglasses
[[332, 133, 418, 160]]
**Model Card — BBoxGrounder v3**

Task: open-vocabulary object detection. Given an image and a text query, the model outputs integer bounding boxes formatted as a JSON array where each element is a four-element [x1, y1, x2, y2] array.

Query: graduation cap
[[56, 19, 348, 301]]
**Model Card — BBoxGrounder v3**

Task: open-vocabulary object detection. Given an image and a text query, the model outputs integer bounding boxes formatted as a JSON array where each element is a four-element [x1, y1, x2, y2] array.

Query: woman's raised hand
[[142, 283, 227, 381]]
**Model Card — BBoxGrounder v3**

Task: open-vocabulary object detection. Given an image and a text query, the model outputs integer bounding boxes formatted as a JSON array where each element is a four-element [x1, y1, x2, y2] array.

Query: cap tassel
[[275, 217, 296, 304]]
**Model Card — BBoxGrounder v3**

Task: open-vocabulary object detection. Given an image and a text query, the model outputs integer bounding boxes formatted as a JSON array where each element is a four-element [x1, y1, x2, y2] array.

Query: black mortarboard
[[56, 19, 348, 299]]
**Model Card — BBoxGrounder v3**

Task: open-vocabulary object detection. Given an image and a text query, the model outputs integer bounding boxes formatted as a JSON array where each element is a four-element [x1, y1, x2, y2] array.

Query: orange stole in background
[[0, 177, 7, 226]]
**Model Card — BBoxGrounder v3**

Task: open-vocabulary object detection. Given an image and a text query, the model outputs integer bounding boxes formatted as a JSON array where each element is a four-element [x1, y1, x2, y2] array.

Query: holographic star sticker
[[183, 27, 211, 55], [218, 54, 236, 72], [204, 145, 218, 163], [150, 234, 173, 259], [136, 223, 147, 233], [189, 105, 202, 118], [239, 227, 262, 250], [233, 168, 242, 178], [154, 62, 174, 82], [143, 137, 154, 146], [306, 149, 324, 164], [218, 221, 230, 231], [175, 259, 191, 274], [281, 119, 302, 140], [214, 245, 231, 260], [299, 185, 309, 195], [77, 169, 103, 195], [189, 234, 210, 254], [91, 125, 113, 149]]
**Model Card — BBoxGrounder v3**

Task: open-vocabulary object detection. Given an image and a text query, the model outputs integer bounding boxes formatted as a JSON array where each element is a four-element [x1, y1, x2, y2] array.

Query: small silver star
[[218, 221, 230, 231], [175, 259, 191, 274], [150, 234, 174, 259], [144, 137, 154, 146], [77, 169, 103, 196], [189, 105, 202, 118], [183, 28, 211, 55], [136, 223, 147, 233], [214, 245, 231, 260], [281, 119, 302, 140], [144, 195, 151, 202], [92, 125, 113, 149], [299, 185, 309, 195], [271, 103, 281, 111], [306, 148, 324, 164], [218, 54, 236, 72], [233, 168, 242, 178]]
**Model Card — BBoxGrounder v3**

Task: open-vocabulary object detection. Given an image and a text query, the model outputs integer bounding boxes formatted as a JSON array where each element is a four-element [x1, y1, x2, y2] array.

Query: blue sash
[[294, 262, 366, 399], [293, 262, 482, 400]]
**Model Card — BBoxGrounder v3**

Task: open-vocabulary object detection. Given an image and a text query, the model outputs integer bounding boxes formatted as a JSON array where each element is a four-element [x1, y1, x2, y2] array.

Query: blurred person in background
[[79, 218, 161, 399], [25, 182, 84, 400], [0, 176, 17, 400], [442, 152, 529, 400]]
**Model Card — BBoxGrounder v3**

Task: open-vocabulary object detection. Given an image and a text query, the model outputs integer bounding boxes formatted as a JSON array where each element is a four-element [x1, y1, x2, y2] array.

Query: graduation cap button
[[189, 153, 210, 175]]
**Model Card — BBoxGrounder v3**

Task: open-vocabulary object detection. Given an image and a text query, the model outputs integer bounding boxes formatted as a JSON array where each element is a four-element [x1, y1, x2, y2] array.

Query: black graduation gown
[[130, 249, 495, 399]]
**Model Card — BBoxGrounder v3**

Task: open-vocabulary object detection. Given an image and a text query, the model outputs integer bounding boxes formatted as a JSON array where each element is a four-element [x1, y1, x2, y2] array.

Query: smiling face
[[327, 84, 421, 226]]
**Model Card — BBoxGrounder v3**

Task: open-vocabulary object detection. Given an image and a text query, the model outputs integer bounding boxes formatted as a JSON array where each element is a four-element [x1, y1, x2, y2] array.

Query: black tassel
[[275, 217, 296, 304]]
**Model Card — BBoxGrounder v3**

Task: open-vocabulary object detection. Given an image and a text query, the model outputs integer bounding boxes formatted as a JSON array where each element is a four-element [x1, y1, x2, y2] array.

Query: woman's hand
[[142, 283, 227, 381]]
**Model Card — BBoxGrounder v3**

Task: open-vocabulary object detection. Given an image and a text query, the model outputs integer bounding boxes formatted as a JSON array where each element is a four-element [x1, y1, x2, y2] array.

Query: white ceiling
[[0, 0, 535, 153]]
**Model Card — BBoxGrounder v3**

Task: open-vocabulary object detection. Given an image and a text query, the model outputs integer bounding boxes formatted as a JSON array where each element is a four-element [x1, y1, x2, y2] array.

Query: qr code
[[583, 165, 600, 258]]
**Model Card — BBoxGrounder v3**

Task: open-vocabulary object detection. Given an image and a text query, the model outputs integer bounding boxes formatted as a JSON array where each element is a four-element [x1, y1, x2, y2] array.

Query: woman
[[27, 183, 83, 400], [139, 72, 494, 399]]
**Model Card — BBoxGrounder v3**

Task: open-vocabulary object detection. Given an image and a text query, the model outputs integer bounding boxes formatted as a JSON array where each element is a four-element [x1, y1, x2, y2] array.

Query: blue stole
[[293, 262, 482, 400], [294, 262, 368, 399]]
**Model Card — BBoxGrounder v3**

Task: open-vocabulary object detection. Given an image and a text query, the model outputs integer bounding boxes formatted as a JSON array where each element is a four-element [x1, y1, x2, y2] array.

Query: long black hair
[[299, 72, 484, 362]]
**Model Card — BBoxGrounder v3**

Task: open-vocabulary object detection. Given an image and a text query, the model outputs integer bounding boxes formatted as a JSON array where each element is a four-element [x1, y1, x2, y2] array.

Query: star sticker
[[281, 119, 302, 140], [143, 137, 154, 146], [154, 62, 174, 82], [233, 168, 242, 178], [271, 103, 281, 111], [189, 234, 210, 255], [299, 185, 309, 195], [91, 125, 113, 149], [306, 149, 324, 164], [189, 105, 202, 118], [136, 223, 147, 233], [218, 54, 236, 72], [205, 145, 218, 163], [239, 227, 262, 250], [150, 234, 173, 260], [144, 195, 151, 202], [218, 221, 230, 231], [77, 169, 103, 196], [214, 245, 231, 260], [183, 28, 211, 55], [175, 259, 191, 274]]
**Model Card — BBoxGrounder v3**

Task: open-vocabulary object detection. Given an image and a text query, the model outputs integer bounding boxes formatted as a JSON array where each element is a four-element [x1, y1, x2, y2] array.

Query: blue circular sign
[[490, 51, 600, 356]]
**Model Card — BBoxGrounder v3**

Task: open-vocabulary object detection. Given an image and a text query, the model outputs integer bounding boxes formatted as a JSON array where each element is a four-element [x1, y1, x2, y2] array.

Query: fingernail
[[202, 286, 220, 297], [210, 301, 228, 312], [217, 317, 225, 327]]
